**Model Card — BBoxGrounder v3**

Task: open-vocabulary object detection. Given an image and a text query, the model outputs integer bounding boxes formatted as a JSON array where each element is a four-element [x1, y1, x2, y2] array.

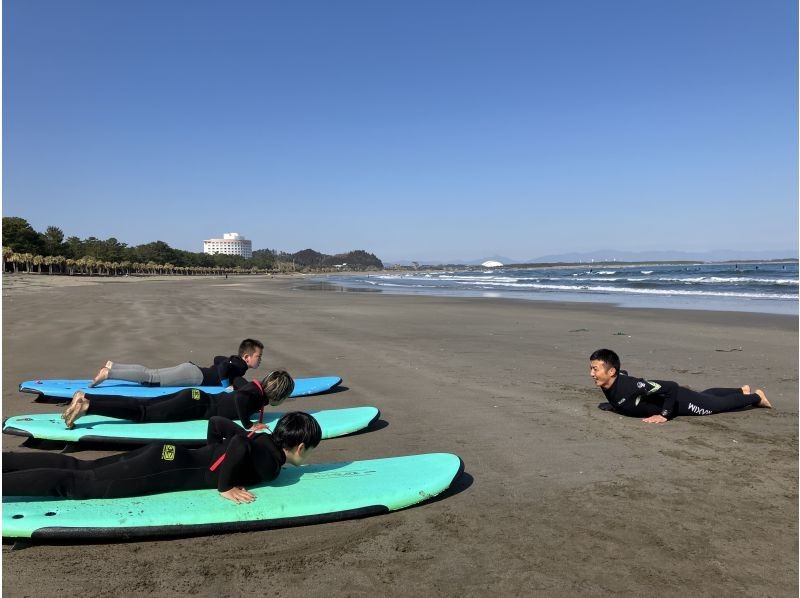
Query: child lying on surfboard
[[4, 413, 320, 504], [88, 338, 265, 389], [63, 370, 295, 431]]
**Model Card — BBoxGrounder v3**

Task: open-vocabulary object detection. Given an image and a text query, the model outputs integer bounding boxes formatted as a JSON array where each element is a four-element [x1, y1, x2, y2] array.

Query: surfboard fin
[[60, 442, 81, 454]]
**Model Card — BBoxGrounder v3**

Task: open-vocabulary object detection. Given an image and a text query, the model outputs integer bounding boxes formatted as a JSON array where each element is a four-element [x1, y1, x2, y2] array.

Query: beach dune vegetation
[[2, 217, 383, 276]]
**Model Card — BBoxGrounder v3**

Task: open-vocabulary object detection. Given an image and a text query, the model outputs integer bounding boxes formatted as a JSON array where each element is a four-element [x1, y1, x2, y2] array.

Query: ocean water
[[321, 262, 799, 315]]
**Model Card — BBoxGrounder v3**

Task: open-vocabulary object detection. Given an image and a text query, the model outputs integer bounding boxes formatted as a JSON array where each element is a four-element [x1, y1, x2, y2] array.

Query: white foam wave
[[368, 279, 796, 300], [662, 276, 798, 284], [537, 275, 797, 286], [447, 277, 518, 283]]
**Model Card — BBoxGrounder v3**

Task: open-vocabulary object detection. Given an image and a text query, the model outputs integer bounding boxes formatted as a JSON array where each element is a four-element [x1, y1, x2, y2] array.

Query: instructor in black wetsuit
[[4, 413, 321, 503], [589, 348, 772, 424], [63, 370, 295, 430]]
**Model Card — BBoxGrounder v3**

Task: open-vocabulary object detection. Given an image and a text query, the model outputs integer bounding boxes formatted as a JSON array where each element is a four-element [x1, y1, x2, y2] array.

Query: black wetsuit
[[3, 417, 284, 499], [200, 355, 249, 386], [601, 373, 760, 420], [85, 379, 268, 429]]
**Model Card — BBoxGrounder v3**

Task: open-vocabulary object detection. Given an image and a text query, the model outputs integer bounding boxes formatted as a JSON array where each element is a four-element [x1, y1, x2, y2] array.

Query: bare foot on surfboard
[[64, 395, 90, 429], [741, 385, 751, 395], [61, 391, 85, 424], [89, 361, 113, 387]]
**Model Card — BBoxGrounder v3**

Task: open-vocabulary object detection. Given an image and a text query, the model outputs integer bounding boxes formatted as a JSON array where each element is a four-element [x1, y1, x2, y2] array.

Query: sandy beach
[[2, 274, 797, 597]]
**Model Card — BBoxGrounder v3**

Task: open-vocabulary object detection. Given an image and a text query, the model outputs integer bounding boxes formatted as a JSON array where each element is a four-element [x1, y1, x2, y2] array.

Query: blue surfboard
[[19, 376, 343, 402], [3, 406, 379, 445], [3, 453, 463, 541]]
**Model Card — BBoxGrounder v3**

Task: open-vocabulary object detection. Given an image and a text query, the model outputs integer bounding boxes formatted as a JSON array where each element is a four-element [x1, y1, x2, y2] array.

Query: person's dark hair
[[590, 348, 620, 373], [262, 370, 295, 405], [272, 412, 322, 450], [239, 338, 264, 356]]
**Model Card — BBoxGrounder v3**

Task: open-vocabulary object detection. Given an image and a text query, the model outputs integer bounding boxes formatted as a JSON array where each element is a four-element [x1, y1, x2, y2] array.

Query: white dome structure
[[481, 260, 504, 268]]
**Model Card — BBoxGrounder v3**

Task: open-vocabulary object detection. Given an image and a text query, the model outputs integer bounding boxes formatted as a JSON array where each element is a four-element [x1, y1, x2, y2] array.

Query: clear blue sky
[[3, 0, 797, 262]]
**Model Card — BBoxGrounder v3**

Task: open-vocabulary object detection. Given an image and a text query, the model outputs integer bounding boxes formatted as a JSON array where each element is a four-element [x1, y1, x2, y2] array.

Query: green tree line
[[2, 217, 383, 275]]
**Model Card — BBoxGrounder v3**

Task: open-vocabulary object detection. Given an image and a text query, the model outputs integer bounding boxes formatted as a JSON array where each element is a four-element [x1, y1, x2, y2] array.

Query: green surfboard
[[3, 453, 464, 540], [3, 407, 380, 445]]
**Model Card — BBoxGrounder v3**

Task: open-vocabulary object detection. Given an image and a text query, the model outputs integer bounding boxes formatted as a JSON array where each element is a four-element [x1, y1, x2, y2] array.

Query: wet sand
[[2, 274, 797, 596]]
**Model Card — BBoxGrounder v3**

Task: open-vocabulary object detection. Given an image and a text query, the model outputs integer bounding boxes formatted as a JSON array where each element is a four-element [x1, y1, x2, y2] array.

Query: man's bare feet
[[89, 361, 113, 387], [741, 385, 751, 395], [755, 389, 772, 409], [64, 395, 90, 429]]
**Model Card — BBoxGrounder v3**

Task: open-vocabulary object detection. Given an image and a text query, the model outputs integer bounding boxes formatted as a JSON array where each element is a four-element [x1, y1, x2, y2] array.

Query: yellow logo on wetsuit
[[162, 444, 176, 461], [191, 389, 201, 400]]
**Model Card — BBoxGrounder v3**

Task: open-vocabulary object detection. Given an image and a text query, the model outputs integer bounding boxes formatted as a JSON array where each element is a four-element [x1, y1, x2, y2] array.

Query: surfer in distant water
[[88, 338, 264, 389], [589, 348, 771, 424], [63, 370, 295, 430], [3, 413, 320, 503]]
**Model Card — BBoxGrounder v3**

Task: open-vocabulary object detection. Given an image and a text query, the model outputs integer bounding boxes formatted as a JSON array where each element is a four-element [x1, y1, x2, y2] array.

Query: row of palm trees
[[1, 248, 298, 276]]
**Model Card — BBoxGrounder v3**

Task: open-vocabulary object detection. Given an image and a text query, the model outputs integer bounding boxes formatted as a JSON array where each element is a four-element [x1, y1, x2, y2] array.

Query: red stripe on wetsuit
[[210, 378, 266, 472]]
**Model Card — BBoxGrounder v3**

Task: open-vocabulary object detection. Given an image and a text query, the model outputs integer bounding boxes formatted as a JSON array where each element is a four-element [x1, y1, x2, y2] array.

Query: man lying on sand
[[589, 348, 772, 424], [89, 338, 264, 389]]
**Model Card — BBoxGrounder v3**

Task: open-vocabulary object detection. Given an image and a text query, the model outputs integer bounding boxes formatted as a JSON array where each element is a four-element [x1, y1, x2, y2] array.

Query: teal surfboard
[[19, 376, 343, 402], [3, 453, 463, 540], [3, 406, 379, 445]]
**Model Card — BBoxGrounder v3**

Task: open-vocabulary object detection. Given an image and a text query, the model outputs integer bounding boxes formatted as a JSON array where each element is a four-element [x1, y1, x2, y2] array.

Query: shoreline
[[305, 274, 800, 317]]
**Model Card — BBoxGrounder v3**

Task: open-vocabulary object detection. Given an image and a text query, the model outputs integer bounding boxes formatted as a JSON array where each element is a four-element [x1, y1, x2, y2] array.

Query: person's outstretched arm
[[215, 434, 255, 503], [639, 379, 680, 424], [610, 375, 680, 423], [215, 356, 248, 388], [233, 391, 257, 430], [207, 415, 248, 445], [207, 416, 256, 503]]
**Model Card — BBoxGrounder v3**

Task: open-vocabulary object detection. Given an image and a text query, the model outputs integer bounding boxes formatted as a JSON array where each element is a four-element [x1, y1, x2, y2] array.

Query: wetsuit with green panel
[[601, 373, 760, 420]]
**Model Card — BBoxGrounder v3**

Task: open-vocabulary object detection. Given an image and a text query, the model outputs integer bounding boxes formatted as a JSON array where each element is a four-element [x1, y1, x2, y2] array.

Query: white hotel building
[[203, 233, 253, 259]]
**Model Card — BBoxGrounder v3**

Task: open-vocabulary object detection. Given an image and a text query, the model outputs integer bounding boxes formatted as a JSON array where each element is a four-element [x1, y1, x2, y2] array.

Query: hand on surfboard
[[219, 487, 255, 504]]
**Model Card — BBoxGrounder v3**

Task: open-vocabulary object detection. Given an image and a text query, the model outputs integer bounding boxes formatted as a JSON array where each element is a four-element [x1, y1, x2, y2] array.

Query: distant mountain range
[[386, 249, 797, 266], [526, 249, 797, 264]]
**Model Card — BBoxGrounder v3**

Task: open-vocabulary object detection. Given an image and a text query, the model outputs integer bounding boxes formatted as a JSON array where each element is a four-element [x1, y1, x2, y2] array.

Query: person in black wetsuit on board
[[62, 370, 295, 430], [4, 412, 321, 503], [589, 348, 771, 424], [88, 339, 265, 389]]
